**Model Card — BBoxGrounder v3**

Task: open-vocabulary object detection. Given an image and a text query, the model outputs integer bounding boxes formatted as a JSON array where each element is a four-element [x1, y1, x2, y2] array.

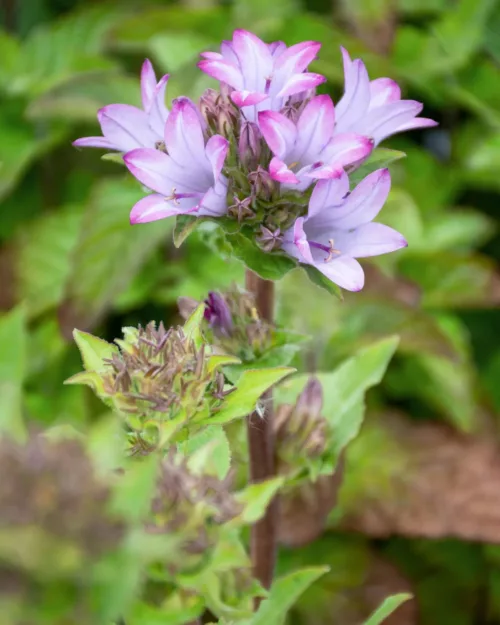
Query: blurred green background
[[1, 0, 500, 622]]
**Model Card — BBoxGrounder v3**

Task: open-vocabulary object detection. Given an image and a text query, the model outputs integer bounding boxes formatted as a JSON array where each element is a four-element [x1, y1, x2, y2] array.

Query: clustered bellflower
[[74, 30, 436, 291]]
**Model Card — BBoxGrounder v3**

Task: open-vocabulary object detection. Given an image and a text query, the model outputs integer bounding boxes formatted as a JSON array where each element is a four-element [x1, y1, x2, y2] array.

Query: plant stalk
[[245, 270, 277, 597]]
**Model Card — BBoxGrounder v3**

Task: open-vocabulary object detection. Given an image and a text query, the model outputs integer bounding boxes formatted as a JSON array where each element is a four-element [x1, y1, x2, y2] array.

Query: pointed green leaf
[[276, 337, 399, 462], [0, 307, 27, 440], [73, 329, 117, 372], [251, 567, 329, 625], [174, 215, 206, 248], [185, 426, 231, 480], [206, 367, 295, 425], [233, 477, 285, 525], [362, 593, 413, 625], [64, 370, 104, 393], [183, 303, 206, 348], [207, 354, 242, 373], [229, 233, 297, 281]]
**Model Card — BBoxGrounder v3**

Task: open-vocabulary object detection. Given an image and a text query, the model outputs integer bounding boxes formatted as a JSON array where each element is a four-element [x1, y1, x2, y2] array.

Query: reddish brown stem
[[245, 270, 277, 598]]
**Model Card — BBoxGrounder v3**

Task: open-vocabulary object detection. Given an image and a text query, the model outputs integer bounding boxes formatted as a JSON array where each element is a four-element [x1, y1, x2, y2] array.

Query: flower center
[[165, 188, 202, 206], [309, 239, 341, 262]]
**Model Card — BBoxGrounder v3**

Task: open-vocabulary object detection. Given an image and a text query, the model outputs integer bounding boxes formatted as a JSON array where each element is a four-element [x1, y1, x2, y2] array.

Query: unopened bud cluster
[[149, 453, 242, 574], [179, 286, 271, 361], [274, 377, 328, 475]]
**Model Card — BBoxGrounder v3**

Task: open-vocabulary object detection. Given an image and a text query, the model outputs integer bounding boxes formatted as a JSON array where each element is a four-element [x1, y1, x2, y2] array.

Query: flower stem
[[245, 270, 277, 598]]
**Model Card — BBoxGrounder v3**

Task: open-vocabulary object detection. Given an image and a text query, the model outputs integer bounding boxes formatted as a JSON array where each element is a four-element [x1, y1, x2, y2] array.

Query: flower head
[[124, 97, 229, 223], [335, 48, 438, 145], [73, 59, 170, 152], [198, 30, 326, 120], [282, 168, 407, 291], [258, 94, 373, 190]]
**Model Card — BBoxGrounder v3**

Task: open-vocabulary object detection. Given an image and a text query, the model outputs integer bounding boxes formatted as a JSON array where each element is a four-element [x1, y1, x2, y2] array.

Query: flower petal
[[148, 74, 170, 137], [293, 95, 335, 163], [335, 222, 407, 258], [269, 156, 299, 184], [73, 136, 118, 150], [98, 104, 157, 151], [197, 59, 244, 90], [272, 41, 322, 93], [321, 132, 373, 170], [232, 29, 273, 93], [335, 56, 371, 132], [231, 90, 269, 107], [313, 254, 365, 291], [205, 134, 229, 181], [130, 193, 195, 224], [141, 59, 158, 111], [164, 97, 209, 171], [124, 148, 173, 196], [331, 168, 391, 229], [393, 117, 439, 134], [307, 172, 350, 219], [220, 40, 239, 64], [276, 72, 326, 99], [198, 176, 229, 217], [258, 110, 297, 159], [369, 78, 401, 108], [282, 217, 314, 263], [357, 100, 424, 144]]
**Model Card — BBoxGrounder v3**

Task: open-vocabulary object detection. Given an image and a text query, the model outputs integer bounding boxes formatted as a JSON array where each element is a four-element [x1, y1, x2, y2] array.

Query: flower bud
[[248, 165, 276, 201], [199, 88, 219, 130], [149, 453, 241, 573], [238, 121, 262, 170], [274, 377, 328, 473], [257, 225, 282, 252], [204, 292, 233, 337]]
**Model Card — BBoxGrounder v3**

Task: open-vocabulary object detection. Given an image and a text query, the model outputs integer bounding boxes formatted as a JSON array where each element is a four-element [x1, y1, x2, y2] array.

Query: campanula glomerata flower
[[281, 169, 407, 291], [73, 59, 169, 152]]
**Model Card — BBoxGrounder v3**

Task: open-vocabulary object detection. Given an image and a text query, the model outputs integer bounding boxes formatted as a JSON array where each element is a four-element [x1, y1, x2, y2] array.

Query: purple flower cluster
[[74, 30, 436, 291]]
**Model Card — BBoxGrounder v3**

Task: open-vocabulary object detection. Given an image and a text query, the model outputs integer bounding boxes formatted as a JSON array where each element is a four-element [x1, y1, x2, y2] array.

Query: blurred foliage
[[1, 0, 500, 621]]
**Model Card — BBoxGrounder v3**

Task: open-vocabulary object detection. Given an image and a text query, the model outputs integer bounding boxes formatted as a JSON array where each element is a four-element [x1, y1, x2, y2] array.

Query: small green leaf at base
[[301, 265, 342, 298], [362, 593, 413, 625], [204, 367, 295, 425], [233, 477, 285, 525], [73, 329, 117, 372], [251, 567, 329, 625], [230, 233, 297, 281], [174, 215, 206, 248]]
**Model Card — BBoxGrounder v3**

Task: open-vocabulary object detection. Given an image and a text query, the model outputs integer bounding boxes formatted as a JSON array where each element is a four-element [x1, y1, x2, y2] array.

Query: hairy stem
[[245, 270, 277, 598]]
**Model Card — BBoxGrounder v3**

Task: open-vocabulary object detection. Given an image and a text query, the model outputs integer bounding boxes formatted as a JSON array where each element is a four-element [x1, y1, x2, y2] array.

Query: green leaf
[[204, 367, 295, 425], [362, 593, 413, 625], [13, 204, 83, 319], [183, 303, 206, 349], [111, 455, 159, 523], [251, 567, 329, 625], [59, 178, 172, 334], [0, 307, 27, 440], [349, 149, 406, 185], [233, 477, 285, 525], [229, 233, 297, 281], [301, 265, 342, 299], [173, 215, 206, 248], [184, 426, 232, 480], [276, 338, 399, 461], [129, 595, 204, 625], [72, 329, 117, 372]]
